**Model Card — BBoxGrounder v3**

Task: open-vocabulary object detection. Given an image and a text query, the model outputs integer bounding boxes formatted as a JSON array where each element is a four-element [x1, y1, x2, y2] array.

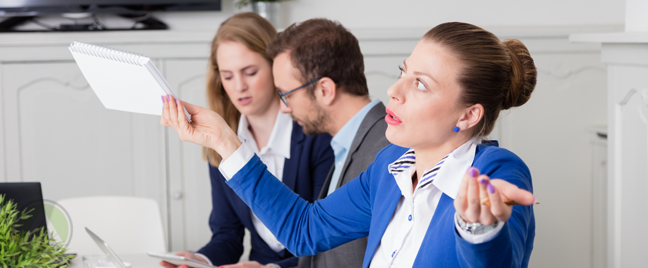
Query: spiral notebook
[[69, 41, 191, 121]]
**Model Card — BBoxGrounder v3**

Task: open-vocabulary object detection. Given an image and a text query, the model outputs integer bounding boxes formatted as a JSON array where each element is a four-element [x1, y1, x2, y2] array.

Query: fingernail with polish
[[470, 167, 478, 178], [161, 95, 165, 103], [534, 198, 540, 204], [176, 99, 178, 105], [479, 178, 488, 185], [165, 95, 170, 102], [487, 183, 495, 194]]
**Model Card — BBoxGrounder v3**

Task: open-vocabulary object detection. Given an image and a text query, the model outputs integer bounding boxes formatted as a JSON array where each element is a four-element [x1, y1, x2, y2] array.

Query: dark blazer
[[298, 102, 389, 268], [198, 121, 334, 268]]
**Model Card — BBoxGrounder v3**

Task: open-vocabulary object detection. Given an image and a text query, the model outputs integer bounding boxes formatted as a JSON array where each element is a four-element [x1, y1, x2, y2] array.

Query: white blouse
[[369, 139, 503, 267]]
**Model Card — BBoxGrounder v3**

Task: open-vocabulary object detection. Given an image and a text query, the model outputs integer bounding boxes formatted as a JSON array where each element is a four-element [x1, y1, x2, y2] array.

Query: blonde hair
[[203, 12, 277, 166]]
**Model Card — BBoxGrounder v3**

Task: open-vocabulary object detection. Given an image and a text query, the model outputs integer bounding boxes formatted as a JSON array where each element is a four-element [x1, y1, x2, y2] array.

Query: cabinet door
[[607, 64, 648, 268], [1, 62, 168, 242], [163, 59, 213, 252]]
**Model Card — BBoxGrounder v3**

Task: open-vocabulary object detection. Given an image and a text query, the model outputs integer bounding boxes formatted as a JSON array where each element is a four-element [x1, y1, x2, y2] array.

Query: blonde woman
[[160, 13, 333, 268]]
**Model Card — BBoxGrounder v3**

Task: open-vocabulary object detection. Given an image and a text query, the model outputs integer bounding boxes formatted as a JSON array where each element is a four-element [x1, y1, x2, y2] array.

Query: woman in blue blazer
[[162, 22, 538, 267], [160, 13, 333, 268]]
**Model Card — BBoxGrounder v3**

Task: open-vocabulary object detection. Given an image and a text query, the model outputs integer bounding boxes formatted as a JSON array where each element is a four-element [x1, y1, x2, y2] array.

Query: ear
[[456, 104, 484, 132], [314, 77, 337, 106]]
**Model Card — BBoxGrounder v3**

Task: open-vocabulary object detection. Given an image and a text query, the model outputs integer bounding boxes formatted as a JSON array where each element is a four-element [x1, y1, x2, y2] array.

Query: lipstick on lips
[[385, 108, 402, 125], [238, 96, 252, 105]]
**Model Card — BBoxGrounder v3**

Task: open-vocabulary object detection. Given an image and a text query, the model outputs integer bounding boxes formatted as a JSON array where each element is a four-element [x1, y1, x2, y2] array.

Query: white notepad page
[[69, 41, 191, 121]]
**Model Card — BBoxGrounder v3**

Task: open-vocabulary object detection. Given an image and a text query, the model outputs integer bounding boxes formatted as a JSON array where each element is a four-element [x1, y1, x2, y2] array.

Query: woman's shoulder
[[474, 140, 533, 190], [475, 141, 525, 165]]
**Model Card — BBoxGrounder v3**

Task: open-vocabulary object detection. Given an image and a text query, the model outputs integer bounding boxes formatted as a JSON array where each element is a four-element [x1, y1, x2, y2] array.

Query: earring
[[453, 126, 460, 132]]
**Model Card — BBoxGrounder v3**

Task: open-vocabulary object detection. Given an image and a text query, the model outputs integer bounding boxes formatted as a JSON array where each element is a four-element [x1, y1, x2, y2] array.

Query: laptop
[[85, 227, 129, 268], [0, 182, 48, 235]]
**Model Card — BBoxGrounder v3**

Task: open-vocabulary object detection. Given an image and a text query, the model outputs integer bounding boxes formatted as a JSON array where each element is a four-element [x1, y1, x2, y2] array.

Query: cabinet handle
[[596, 132, 608, 139], [172, 191, 183, 200]]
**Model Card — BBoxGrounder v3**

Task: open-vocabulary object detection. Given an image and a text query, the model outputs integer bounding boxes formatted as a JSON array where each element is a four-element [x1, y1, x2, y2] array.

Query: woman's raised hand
[[161, 94, 241, 160], [454, 167, 536, 226]]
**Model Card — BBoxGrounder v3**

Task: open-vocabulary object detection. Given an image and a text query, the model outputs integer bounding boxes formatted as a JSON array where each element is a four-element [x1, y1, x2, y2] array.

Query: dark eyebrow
[[403, 59, 437, 84]]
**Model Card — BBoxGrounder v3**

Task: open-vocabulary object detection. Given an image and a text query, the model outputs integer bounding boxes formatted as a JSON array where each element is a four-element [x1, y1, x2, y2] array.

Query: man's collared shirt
[[327, 99, 381, 196]]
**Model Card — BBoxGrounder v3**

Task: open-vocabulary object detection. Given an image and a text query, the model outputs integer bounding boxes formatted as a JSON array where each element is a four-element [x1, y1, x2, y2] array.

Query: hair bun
[[501, 39, 537, 110]]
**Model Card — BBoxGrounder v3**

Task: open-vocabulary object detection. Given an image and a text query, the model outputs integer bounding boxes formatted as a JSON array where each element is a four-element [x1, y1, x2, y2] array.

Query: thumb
[[179, 100, 203, 115], [490, 179, 536, 206]]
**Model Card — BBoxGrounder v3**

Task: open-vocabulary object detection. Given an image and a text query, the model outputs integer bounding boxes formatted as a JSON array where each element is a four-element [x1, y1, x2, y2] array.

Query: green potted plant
[[235, 0, 291, 27], [0, 194, 73, 267]]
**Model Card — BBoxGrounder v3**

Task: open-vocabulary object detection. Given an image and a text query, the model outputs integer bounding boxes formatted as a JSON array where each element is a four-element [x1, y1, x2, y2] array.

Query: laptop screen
[[0, 182, 48, 235]]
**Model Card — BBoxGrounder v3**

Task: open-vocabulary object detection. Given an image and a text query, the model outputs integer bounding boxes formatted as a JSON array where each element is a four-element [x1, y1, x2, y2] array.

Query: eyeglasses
[[276, 77, 322, 108]]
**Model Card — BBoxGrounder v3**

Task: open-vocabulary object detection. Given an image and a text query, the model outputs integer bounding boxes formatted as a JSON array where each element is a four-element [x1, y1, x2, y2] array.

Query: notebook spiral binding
[[69, 41, 149, 66]]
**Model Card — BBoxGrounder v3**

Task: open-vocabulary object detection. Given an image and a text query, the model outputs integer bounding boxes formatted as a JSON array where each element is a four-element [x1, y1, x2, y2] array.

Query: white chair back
[[57, 196, 166, 255]]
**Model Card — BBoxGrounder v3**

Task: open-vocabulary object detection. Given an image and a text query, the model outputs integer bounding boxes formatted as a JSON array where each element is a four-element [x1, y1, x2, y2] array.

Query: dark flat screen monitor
[[0, 0, 221, 17], [0, 182, 48, 235]]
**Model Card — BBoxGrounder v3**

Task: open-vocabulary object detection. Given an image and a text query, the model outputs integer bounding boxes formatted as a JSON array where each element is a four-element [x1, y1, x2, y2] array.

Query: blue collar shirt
[[327, 99, 381, 196]]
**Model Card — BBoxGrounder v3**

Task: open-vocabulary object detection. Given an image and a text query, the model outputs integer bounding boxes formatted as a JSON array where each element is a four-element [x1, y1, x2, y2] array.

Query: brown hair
[[203, 12, 277, 166], [423, 22, 537, 137], [267, 18, 368, 97]]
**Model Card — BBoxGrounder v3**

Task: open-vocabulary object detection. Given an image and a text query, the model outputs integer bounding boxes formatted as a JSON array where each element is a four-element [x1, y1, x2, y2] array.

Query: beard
[[292, 104, 330, 135]]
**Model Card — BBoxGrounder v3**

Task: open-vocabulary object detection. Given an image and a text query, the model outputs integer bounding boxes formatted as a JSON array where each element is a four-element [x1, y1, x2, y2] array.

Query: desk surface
[[68, 253, 162, 268]]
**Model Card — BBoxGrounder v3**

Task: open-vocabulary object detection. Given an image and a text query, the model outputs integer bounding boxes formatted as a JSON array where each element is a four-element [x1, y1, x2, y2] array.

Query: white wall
[[154, 0, 624, 30]]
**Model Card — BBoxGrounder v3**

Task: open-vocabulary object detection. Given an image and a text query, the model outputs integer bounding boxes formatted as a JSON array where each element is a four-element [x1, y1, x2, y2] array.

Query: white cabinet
[[163, 59, 213, 252], [1, 61, 165, 202], [1, 59, 171, 246], [0, 31, 212, 252], [571, 32, 648, 268], [607, 61, 648, 267], [590, 127, 608, 268]]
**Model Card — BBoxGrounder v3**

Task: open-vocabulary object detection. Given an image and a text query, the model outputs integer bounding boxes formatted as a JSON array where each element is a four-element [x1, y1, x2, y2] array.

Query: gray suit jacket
[[297, 102, 390, 268]]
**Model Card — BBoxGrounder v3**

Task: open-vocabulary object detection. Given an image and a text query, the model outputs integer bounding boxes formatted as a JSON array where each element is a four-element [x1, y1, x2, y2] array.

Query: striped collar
[[388, 150, 447, 190], [388, 138, 479, 197]]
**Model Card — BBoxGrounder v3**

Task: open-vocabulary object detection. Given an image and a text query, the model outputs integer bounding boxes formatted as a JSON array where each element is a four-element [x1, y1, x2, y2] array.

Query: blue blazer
[[226, 141, 535, 268], [197, 122, 334, 268]]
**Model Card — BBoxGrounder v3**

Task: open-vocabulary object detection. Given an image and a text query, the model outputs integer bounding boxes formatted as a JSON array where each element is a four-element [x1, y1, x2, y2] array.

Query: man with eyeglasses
[[267, 18, 389, 268]]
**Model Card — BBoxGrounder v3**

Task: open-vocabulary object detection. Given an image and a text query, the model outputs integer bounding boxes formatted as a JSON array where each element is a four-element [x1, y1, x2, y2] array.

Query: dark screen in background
[[0, 182, 48, 236]]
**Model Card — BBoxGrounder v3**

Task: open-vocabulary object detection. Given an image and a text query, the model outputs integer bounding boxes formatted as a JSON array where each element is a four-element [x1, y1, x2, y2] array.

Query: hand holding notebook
[[69, 41, 191, 122]]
